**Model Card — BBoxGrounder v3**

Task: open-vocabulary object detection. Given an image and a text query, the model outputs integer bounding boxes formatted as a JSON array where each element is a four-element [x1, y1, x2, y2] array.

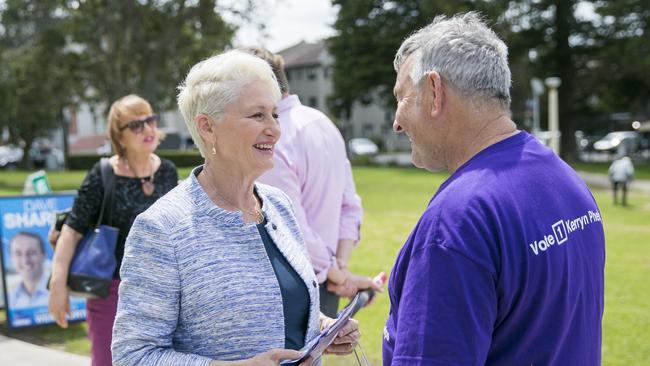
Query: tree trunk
[[555, 0, 576, 161], [20, 138, 34, 170]]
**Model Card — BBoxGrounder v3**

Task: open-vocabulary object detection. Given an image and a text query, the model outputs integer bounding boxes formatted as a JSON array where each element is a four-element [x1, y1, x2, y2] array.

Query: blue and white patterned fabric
[[111, 166, 321, 366]]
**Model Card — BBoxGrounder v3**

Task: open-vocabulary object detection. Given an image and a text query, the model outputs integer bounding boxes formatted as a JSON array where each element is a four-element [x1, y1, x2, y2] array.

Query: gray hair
[[394, 12, 511, 109], [177, 50, 281, 157]]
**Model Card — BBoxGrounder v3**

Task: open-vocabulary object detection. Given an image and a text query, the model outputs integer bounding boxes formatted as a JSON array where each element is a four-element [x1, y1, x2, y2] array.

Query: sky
[[222, 0, 339, 53], [223, 0, 598, 53]]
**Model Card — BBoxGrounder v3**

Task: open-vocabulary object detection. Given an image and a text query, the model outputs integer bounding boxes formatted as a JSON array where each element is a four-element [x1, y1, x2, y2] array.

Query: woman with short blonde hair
[[112, 51, 360, 366]]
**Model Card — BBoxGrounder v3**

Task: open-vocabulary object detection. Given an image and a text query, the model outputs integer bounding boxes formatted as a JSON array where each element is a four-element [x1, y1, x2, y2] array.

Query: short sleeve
[[392, 243, 497, 365], [65, 162, 104, 234]]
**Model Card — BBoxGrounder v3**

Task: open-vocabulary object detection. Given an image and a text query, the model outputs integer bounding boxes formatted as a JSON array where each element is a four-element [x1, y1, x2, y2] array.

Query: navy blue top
[[257, 218, 310, 350], [383, 131, 605, 365]]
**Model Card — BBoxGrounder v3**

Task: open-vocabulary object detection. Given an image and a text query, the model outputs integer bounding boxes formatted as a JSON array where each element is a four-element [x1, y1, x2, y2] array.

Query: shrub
[[68, 150, 204, 170]]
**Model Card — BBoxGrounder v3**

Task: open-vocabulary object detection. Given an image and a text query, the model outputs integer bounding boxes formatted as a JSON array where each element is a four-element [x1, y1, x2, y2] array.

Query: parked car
[[348, 138, 379, 158], [29, 145, 65, 170], [592, 131, 640, 154], [574, 130, 600, 152], [0, 144, 24, 169]]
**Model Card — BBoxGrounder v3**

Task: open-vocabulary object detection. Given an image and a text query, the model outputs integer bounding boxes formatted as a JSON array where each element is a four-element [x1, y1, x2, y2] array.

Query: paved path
[[0, 334, 90, 366], [578, 171, 650, 193]]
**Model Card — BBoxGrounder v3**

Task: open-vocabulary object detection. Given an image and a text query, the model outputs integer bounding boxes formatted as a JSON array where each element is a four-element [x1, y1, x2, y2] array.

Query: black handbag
[[50, 158, 118, 298]]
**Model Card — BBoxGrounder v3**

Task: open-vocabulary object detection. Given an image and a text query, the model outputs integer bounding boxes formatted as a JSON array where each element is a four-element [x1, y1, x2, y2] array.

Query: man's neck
[[445, 108, 518, 173], [22, 274, 43, 296]]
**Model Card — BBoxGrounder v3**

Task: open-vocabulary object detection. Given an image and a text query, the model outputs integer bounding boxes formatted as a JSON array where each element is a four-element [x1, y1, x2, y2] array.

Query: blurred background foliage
[[329, 0, 650, 159]]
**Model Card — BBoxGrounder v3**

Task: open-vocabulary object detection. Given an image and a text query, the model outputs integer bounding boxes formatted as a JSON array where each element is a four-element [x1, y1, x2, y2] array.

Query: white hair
[[177, 50, 281, 157], [394, 12, 511, 109]]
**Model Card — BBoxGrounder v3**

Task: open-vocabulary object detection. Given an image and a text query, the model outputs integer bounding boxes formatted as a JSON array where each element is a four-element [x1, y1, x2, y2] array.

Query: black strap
[[97, 157, 116, 227]]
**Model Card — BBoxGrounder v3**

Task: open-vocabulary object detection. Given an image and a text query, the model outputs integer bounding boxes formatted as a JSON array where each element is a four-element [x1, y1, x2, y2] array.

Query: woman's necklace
[[124, 155, 155, 196], [203, 169, 263, 224]]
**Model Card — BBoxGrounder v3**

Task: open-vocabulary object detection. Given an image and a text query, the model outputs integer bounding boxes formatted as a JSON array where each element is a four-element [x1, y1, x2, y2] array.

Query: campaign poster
[[0, 194, 87, 329], [0, 262, 4, 308]]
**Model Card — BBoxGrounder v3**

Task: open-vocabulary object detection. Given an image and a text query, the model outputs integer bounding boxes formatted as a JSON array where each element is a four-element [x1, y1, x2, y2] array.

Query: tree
[[329, 0, 649, 159], [588, 0, 650, 116], [0, 0, 262, 167], [0, 0, 83, 168], [66, 0, 236, 113], [328, 1, 505, 117]]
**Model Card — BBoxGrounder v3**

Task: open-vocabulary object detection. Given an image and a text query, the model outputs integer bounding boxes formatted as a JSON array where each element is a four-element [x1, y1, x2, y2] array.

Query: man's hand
[[326, 278, 357, 298], [327, 271, 384, 299]]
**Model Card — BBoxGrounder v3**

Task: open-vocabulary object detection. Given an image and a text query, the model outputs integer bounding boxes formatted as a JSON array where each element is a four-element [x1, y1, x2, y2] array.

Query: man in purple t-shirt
[[383, 12, 605, 365]]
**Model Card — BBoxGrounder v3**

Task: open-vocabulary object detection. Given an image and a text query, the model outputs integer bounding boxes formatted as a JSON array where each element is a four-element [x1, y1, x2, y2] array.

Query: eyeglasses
[[119, 115, 158, 134]]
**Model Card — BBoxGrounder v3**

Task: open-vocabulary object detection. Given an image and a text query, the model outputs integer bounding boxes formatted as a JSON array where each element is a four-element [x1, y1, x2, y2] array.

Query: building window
[[307, 67, 317, 80], [294, 68, 303, 80], [309, 96, 318, 108], [384, 110, 394, 123], [323, 67, 330, 79], [362, 123, 374, 137], [286, 70, 292, 82]]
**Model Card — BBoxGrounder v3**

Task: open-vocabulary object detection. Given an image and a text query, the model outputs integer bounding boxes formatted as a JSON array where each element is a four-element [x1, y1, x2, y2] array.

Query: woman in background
[[49, 94, 178, 366]]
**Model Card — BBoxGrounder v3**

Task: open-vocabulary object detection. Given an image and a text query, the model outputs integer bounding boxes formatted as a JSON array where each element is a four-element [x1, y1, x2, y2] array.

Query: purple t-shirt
[[383, 131, 605, 365]]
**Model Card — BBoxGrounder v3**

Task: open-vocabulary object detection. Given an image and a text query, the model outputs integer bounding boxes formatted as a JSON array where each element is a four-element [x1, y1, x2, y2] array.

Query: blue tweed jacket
[[111, 166, 321, 366]]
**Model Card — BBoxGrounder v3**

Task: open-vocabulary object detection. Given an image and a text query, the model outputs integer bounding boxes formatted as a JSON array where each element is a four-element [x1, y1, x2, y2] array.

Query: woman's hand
[[47, 224, 83, 328], [48, 226, 61, 248], [209, 349, 310, 366], [48, 276, 71, 328], [321, 317, 361, 356]]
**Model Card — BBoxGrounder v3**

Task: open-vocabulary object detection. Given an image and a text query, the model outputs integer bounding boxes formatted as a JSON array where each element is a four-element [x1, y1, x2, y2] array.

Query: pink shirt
[[259, 95, 363, 283]]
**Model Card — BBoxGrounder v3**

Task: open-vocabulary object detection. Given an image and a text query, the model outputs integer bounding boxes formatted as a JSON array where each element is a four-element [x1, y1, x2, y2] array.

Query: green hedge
[[68, 150, 204, 170], [68, 150, 401, 170]]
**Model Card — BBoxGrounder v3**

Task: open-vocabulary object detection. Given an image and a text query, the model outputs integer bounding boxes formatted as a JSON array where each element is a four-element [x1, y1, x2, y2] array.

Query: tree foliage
[[328, 0, 507, 116], [0, 0, 83, 167], [0, 0, 253, 167], [66, 0, 236, 112], [329, 0, 650, 158]]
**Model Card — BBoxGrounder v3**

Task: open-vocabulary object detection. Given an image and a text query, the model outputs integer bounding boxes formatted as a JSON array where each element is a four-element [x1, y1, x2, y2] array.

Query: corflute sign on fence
[[0, 193, 87, 329]]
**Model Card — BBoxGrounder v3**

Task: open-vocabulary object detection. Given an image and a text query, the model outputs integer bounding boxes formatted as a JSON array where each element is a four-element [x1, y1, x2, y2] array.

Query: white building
[[279, 41, 410, 152]]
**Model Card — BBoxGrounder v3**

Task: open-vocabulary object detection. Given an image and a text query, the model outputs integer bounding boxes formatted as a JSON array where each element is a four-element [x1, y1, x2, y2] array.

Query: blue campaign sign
[[0, 193, 87, 329]]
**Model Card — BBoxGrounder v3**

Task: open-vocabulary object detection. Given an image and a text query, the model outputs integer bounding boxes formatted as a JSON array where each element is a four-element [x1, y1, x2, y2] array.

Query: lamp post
[[530, 78, 545, 134], [545, 77, 562, 155]]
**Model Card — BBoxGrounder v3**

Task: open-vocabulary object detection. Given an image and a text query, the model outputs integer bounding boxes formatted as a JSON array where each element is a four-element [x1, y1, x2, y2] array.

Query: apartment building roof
[[278, 40, 327, 68]]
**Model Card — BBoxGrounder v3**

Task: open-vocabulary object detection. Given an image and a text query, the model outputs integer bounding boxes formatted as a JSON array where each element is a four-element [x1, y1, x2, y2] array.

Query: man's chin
[[412, 152, 445, 172]]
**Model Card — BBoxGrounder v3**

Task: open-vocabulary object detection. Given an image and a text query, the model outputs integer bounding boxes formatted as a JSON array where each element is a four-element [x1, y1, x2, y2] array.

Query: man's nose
[[393, 118, 403, 133]]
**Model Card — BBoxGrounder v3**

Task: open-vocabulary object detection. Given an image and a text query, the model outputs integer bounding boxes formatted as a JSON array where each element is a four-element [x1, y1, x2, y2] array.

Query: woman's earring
[[211, 144, 217, 155]]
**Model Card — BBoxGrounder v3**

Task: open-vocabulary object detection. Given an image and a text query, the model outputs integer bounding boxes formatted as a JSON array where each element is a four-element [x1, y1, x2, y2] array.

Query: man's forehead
[[394, 56, 416, 95], [11, 235, 40, 247]]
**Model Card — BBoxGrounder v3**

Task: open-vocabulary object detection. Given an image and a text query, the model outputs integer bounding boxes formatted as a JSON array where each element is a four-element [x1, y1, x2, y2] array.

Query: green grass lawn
[[1, 166, 649, 364]]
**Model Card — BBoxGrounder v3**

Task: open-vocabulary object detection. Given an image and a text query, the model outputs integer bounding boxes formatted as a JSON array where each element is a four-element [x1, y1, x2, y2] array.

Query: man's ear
[[195, 114, 216, 144], [425, 71, 444, 119]]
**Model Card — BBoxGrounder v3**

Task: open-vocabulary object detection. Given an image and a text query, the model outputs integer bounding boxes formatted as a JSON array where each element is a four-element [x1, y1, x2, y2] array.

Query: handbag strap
[[96, 157, 116, 227]]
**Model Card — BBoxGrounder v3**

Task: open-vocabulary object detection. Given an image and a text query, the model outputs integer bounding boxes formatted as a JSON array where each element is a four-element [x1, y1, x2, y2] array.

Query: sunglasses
[[119, 115, 158, 134]]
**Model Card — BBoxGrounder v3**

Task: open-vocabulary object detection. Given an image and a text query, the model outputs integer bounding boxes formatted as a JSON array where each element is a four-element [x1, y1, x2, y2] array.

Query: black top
[[257, 218, 310, 351], [65, 158, 178, 278]]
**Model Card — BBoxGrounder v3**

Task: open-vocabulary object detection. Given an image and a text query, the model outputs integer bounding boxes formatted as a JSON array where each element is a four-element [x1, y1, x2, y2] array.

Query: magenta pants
[[86, 279, 120, 366]]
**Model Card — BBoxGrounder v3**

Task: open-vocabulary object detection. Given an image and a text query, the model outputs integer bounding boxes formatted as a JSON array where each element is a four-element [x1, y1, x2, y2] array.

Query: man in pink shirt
[[244, 47, 380, 316]]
